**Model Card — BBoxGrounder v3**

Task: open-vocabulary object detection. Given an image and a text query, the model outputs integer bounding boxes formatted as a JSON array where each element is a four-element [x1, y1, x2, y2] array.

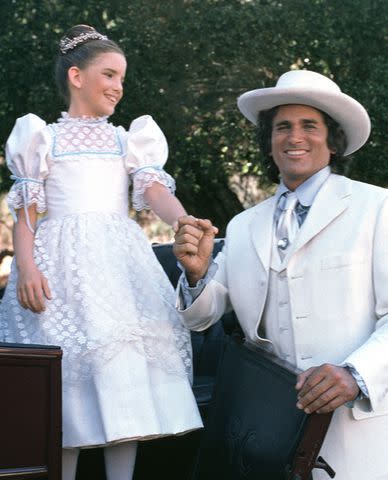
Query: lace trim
[[7, 181, 46, 213], [50, 154, 123, 163], [49, 120, 123, 157], [132, 168, 176, 211], [58, 111, 108, 124]]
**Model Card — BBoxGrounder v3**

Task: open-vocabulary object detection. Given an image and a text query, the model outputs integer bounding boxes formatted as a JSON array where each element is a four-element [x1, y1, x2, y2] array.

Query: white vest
[[261, 228, 297, 363]]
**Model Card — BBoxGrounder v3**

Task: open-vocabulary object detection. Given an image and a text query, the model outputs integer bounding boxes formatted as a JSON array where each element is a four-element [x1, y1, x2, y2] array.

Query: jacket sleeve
[[344, 195, 388, 413], [176, 235, 233, 331]]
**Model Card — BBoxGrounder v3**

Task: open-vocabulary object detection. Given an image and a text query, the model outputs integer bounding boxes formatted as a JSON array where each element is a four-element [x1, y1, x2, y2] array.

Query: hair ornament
[[59, 31, 108, 54]]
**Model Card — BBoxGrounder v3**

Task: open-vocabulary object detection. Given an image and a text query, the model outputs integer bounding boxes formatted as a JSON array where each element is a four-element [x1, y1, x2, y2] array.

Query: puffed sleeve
[[123, 115, 176, 211], [6, 113, 50, 231]]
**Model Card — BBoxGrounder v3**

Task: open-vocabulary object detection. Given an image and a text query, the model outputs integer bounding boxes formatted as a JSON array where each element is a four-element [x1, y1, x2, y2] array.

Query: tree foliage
[[1, 0, 387, 232]]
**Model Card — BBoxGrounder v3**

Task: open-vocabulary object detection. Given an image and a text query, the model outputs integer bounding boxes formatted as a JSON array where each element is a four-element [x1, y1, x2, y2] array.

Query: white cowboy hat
[[237, 70, 371, 155]]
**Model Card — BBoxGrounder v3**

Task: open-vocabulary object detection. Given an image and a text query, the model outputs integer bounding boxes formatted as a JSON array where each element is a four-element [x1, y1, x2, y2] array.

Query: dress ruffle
[[7, 181, 47, 213], [132, 168, 176, 210]]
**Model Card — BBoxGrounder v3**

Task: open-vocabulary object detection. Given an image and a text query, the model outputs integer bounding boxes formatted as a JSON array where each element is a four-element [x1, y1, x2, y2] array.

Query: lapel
[[289, 174, 352, 259], [249, 196, 277, 273]]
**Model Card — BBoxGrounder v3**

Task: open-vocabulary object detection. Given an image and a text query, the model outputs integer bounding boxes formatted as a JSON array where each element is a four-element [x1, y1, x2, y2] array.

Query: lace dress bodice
[[6, 112, 176, 226]]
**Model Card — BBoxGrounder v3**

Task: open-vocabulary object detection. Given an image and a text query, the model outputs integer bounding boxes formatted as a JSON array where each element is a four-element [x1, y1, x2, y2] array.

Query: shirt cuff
[[343, 363, 369, 408], [178, 260, 218, 308]]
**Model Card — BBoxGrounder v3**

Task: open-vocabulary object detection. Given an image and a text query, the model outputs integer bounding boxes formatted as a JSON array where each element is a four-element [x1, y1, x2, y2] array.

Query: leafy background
[[1, 0, 388, 234]]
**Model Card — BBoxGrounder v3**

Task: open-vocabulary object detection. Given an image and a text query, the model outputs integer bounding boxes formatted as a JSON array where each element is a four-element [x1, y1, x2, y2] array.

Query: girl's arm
[[144, 182, 187, 230], [13, 205, 51, 312]]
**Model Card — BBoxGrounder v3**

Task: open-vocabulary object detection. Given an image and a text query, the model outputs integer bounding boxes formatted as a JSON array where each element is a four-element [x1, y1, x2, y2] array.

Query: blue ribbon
[[9, 175, 44, 233]]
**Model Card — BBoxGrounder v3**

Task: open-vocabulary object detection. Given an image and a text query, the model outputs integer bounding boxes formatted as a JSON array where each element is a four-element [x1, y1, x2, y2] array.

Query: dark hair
[[55, 25, 124, 104], [257, 106, 349, 184]]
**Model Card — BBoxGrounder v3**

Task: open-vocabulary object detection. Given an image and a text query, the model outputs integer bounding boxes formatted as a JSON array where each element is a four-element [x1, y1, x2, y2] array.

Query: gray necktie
[[276, 191, 299, 258]]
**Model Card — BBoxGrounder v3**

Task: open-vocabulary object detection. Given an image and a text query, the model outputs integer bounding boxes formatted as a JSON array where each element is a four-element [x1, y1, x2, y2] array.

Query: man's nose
[[288, 126, 304, 143]]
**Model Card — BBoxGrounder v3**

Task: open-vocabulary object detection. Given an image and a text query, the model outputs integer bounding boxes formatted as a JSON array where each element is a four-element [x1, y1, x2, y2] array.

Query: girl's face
[[69, 51, 127, 118]]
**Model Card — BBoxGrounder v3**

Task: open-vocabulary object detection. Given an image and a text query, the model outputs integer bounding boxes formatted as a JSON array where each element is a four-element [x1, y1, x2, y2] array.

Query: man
[[173, 70, 388, 479]]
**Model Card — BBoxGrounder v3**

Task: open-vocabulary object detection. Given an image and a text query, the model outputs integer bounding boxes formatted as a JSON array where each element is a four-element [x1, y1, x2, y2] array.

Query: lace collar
[[58, 112, 108, 124]]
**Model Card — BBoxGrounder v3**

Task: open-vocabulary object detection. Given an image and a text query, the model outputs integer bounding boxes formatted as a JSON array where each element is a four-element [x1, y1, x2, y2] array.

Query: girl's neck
[[60, 112, 107, 123], [63, 108, 107, 120], [66, 107, 106, 120]]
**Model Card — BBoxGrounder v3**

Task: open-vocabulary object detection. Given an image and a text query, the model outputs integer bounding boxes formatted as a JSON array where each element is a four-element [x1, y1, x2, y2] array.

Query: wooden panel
[[0, 344, 62, 480]]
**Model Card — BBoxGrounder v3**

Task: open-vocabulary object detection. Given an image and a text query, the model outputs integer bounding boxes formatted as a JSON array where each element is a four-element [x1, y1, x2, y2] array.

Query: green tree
[[1, 0, 387, 232]]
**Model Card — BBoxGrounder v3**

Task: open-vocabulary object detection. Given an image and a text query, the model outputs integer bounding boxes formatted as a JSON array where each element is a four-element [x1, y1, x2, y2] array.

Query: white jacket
[[179, 174, 388, 480]]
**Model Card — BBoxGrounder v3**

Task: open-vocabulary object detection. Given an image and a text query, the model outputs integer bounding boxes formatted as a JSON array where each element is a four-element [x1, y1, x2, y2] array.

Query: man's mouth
[[285, 149, 308, 156]]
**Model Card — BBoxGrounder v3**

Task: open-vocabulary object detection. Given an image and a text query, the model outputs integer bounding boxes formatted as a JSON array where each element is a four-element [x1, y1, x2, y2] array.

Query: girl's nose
[[114, 79, 123, 93]]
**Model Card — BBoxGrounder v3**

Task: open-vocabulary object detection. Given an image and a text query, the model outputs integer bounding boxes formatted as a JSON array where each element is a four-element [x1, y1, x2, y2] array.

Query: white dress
[[0, 112, 203, 448]]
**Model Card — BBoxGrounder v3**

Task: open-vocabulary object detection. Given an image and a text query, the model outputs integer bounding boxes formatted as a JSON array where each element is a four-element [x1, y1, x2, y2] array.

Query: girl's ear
[[68, 66, 82, 89]]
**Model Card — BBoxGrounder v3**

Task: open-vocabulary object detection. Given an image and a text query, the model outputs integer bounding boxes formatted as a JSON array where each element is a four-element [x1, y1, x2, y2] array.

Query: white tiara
[[59, 32, 108, 54]]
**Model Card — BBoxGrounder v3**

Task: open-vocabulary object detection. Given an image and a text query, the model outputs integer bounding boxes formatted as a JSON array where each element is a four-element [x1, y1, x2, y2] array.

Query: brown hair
[[55, 25, 124, 104], [257, 106, 348, 183]]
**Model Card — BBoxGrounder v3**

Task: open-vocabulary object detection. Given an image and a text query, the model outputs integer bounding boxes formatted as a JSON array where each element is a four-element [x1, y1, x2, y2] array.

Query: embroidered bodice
[[6, 112, 175, 229]]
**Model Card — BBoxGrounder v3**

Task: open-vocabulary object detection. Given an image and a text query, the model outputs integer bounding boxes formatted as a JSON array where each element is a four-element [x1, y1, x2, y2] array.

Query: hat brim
[[237, 87, 371, 155]]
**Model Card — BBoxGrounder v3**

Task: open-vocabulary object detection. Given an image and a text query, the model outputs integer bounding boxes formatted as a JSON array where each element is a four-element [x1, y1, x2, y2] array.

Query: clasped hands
[[173, 215, 218, 286]]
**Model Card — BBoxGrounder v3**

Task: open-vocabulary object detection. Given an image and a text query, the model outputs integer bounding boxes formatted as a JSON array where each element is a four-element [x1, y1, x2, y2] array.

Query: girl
[[0, 25, 202, 480]]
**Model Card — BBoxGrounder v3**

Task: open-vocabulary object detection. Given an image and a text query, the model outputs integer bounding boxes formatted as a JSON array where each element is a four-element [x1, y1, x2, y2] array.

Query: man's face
[[271, 104, 333, 190]]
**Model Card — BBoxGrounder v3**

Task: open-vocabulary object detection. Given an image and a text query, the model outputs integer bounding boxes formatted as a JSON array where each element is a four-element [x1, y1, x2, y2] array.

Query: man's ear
[[68, 66, 82, 89]]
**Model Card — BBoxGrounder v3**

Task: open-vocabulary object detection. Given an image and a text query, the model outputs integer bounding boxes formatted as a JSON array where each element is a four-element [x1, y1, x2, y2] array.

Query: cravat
[[276, 191, 299, 258]]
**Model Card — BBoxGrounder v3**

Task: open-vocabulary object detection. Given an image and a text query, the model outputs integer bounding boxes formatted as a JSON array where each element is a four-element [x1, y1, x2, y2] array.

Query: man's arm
[[297, 195, 388, 414], [178, 260, 219, 308], [174, 215, 233, 331]]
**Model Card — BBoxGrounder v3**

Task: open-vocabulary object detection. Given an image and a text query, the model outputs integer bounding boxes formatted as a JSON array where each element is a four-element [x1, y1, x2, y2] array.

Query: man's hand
[[17, 263, 52, 313], [295, 364, 360, 414], [173, 215, 218, 286]]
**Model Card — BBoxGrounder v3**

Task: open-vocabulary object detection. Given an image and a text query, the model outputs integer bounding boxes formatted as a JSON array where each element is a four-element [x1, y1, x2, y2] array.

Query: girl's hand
[[17, 263, 52, 313]]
